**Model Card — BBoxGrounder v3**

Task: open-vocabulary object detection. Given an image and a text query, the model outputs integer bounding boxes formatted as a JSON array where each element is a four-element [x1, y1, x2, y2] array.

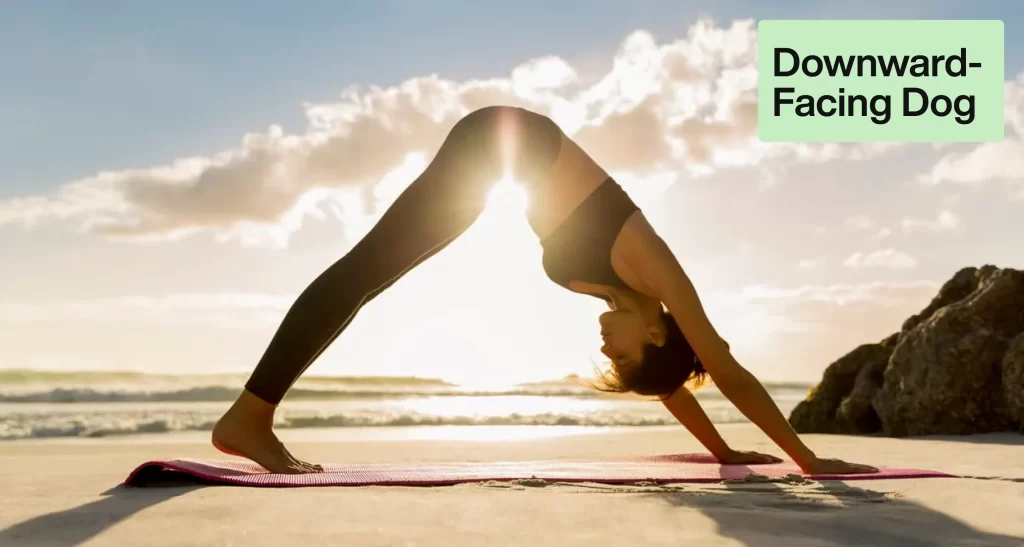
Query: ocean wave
[[0, 385, 614, 403], [0, 409, 753, 440], [0, 369, 452, 387], [0, 369, 811, 404]]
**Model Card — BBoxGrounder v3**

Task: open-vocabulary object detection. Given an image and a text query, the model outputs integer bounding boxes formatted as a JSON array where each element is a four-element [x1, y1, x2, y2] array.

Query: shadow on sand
[[0, 471, 211, 547], [649, 468, 1023, 547]]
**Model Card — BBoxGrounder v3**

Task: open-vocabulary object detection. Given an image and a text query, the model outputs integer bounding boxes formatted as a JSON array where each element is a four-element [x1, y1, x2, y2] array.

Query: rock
[[835, 333, 900, 434], [789, 265, 1024, 437], [874, 268, 1024, 436], [789, 339, 895, 434], [901, 266, 999, 333], [1002, 333, 1024, 430]]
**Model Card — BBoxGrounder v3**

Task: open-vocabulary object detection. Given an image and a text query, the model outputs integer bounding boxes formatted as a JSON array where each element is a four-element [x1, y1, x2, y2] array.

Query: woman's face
[[598, 309, 661, 365]]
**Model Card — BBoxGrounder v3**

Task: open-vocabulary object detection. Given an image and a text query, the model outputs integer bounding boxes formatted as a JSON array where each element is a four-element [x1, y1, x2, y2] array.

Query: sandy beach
[[1, 425, 1021, 547]]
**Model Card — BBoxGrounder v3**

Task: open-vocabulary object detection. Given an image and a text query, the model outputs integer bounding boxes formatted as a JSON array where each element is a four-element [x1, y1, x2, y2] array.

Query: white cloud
[[697, 280, 945, 380], [0, 293, 292, 329], [901, 210, 961, 234], [918, 138, 1024, 186], [870, 227, 893, 241], [917, 76, 1024, 192], [715, 280, 940, 347], [732, 280, 940, 306], [0, 19, 909, 247], [511, 56, 579, 94], [818, 211, 957, 243], [843, 249, 918, 269]]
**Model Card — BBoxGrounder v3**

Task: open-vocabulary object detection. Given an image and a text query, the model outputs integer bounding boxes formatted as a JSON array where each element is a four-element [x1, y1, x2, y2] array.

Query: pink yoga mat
[[124, 454, 955, 488]]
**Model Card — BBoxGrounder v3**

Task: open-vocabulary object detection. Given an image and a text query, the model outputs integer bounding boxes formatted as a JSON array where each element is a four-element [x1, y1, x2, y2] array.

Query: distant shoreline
[[0, 368, 815, 391]]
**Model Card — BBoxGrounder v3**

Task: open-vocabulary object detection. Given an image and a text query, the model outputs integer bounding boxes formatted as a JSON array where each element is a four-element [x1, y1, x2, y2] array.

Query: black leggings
[[244, 106, 563, 404]]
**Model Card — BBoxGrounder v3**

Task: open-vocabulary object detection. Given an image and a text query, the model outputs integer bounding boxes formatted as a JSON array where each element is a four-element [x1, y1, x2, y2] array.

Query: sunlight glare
[[390, 395, 613, 420], [485, 176, 529, 216]]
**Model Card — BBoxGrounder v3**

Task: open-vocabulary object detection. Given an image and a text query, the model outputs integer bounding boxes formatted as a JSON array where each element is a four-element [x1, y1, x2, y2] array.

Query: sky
[[1, 1, 1023, 386]]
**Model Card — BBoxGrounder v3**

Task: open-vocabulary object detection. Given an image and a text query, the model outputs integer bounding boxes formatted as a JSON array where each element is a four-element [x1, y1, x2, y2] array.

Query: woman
[[213, 106, 878, 476]]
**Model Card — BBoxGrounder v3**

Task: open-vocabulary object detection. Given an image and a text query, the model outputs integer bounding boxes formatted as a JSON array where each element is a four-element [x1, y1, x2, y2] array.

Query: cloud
[[715, 280, 940, 340], [710, 280, 940, 339], [917, 75, 1024, 193], [732, 280, 940, 306], [0, 19, 906, 247], [0, 293, 292, 329], [702, 279, 944, 380], [901, 210, 961, 234], [672, 96, 758, 165], [714, 280, 939, 339], [511, 56, 579, 93], [843, 249, 918, 269], [573, 98, 673, 172], [870, 227, 893, 241], [918, 138, 1024, 186]]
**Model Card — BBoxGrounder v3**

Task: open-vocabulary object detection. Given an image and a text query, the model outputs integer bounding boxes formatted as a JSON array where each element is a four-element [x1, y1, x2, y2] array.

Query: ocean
[[0, 370, 812, 441]]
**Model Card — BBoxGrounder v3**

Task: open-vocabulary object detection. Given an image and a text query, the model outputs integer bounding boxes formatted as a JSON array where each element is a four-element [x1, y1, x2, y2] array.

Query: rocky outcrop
[[789, 266, 1024, 437], [789, 338, 894, 434], [875, 268, 1024, 435], [786, 340, 892, 436], [899, 266, 999, 333], [834, 333, 899, 434], [1002, 333, 1024, 430]]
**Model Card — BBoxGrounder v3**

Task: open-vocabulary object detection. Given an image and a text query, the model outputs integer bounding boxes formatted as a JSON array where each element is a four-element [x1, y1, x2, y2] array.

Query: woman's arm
[[662, 387, 784, 465], [624, 224, 820, 467], [660, 386, 732, 460], [663, 306, 819, 468]]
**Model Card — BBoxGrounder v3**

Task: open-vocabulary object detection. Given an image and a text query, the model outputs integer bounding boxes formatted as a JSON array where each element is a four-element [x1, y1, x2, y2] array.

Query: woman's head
[[594, 308, 709, 398]]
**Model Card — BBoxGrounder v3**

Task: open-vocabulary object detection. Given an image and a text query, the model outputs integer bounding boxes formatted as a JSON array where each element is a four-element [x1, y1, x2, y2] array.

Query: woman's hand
[[717, 449, 784, 465], [799, 457, 879, 475]]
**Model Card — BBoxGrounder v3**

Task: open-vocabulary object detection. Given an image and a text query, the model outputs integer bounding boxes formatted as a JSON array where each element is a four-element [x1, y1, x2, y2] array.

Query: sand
[[1, 424, 1022, 546]]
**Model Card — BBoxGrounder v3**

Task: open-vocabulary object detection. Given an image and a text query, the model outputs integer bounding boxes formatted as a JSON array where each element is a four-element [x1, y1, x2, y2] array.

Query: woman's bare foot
[[212, 390, 323, 474]]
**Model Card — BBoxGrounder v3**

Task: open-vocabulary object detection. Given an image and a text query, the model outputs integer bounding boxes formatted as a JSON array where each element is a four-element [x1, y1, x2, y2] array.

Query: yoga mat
[[124, 453, 955, 488]]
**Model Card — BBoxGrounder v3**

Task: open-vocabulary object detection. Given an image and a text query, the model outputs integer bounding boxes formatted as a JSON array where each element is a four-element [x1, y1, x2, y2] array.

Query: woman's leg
[[212, 106, 563, 473]]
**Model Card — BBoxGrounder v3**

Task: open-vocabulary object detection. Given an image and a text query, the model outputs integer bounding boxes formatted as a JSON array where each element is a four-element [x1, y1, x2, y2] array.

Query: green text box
[[757, 20, 1004, 142]]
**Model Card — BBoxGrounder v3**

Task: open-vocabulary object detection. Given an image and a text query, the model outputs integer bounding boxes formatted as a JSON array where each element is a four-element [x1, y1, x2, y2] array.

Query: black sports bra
[[539, 177, 639, 300]]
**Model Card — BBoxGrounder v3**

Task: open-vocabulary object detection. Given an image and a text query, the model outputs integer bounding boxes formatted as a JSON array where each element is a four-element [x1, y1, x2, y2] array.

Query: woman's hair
[[590, 311, 711, 399]]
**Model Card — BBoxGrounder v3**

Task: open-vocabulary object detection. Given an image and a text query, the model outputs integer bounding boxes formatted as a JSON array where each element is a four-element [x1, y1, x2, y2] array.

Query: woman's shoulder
[[611, 211, 681, 300], [615, 211, 673, 262]]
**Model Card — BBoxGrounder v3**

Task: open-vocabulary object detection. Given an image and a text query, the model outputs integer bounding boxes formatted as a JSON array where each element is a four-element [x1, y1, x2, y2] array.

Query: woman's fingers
[[721, 450, 785, 465], [744, 451, 784, 464]]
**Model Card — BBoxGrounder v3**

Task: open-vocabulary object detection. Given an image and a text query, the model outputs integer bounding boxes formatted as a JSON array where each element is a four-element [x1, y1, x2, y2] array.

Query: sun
[[485, 175, 529, 217], [469, 175, 530, 250]]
